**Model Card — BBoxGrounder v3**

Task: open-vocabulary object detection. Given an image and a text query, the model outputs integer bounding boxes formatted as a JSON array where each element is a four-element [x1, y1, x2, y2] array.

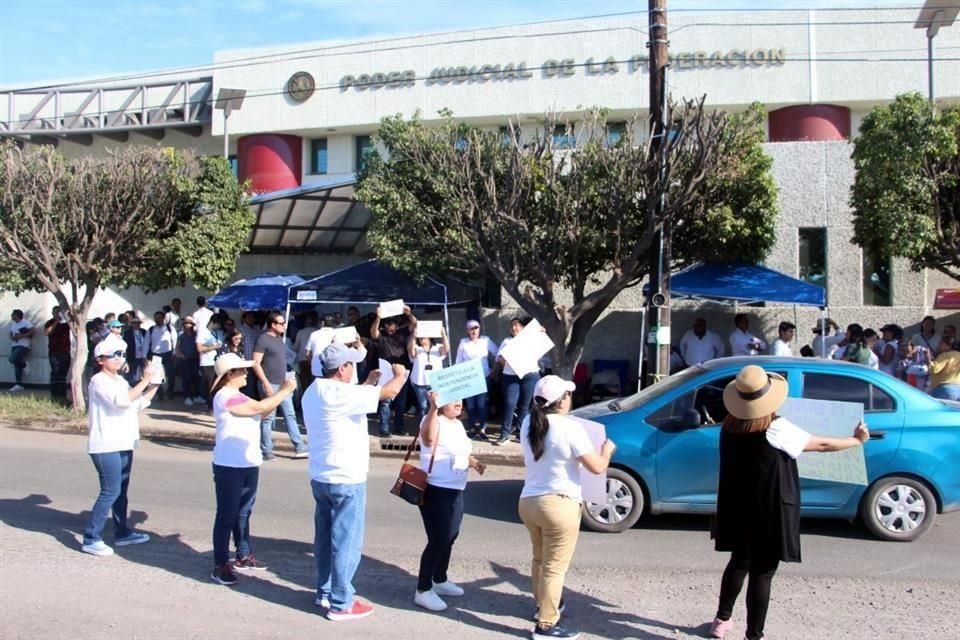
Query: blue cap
[[109, 320, 124, 328], [319, 342, 366, 371]]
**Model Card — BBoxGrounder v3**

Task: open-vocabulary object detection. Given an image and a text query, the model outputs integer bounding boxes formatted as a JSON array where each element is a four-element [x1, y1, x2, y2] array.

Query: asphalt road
[[1, 426, 958, 640]]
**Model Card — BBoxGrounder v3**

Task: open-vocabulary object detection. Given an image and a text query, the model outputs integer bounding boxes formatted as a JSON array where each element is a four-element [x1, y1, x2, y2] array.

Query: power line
[[3, 54, 958, 132]]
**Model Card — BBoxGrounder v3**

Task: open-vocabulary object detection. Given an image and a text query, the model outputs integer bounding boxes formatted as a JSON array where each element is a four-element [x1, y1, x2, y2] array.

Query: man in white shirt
[[771, 321, 796, 357], [302, 343, 407, 622], [678, 317, 725, 367], [810, 318, 844, 358], [8, 309, 35, 391], [729, 314, 767, 357], [192, 296, 214, 332]]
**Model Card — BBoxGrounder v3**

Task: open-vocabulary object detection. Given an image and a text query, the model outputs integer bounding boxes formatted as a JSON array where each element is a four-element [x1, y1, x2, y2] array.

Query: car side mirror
[[680, 408, 702, 430]]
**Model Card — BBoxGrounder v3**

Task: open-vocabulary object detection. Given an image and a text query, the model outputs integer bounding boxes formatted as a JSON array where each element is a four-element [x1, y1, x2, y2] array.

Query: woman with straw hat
[[708, 365, 869, 640], [208, 353, 297, 586]]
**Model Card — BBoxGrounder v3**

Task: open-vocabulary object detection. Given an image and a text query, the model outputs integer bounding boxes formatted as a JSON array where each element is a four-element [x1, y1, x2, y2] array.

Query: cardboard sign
[[378, 299, 405, 318], [427, 358, 488, 405], [416, 320, 444, 339], [499, 318, 554, 377], [779, 398, 868, 485], [570, 416, 608, 505]]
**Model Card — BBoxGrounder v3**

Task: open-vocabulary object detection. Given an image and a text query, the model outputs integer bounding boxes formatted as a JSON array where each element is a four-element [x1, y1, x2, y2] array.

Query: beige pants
[[518, 494, 581, 628]]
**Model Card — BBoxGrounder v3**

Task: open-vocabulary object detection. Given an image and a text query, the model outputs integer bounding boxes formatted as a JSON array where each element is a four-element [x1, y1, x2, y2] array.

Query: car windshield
[[605, 365, 708, 413]]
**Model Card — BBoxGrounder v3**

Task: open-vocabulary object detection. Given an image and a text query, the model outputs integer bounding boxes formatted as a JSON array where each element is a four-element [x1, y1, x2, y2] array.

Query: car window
[[802, 373, 895, 412], [647, 375, 736, 429]]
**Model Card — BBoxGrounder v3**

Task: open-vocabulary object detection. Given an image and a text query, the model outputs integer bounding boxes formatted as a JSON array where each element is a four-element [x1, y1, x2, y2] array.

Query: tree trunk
[[68, 315, 88, 414]]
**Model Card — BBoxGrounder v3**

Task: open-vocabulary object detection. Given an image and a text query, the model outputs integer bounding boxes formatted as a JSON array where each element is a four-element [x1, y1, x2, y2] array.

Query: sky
[[0, 0, 924, 87]]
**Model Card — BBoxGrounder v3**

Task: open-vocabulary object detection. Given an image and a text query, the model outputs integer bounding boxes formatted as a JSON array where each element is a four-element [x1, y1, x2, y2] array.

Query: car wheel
[[581, 468, 645, 533], [860, 476, 937, 542]]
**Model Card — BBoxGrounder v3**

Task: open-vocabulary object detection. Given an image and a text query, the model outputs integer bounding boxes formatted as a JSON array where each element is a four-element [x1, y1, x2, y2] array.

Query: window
[[552, 124, 575, 149], [227, 154, 238, 177], [647, 375, 737, 430], [355, 135, 374, 172], [310, 138, 328, 175], [802, 373, 895, 412], [799, 227, 827, 294], [863, 249, 892, 306], [606, 122, 627, 145]]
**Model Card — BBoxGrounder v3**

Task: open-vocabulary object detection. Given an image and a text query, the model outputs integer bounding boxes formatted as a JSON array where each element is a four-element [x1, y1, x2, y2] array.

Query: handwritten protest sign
[[499, 318, 554, 377], [378, 299, 405, 318], [779, 398, 867, 485], [427, 358, 487, 405], [332, 326, 359, 344], [416, 320, 444, 339], [570, 416, 608, 504]]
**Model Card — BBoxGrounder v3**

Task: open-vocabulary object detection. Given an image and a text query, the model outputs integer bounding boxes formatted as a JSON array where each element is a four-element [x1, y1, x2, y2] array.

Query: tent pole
[[637, 305, 647, 392], [443, 285, 452, 366]]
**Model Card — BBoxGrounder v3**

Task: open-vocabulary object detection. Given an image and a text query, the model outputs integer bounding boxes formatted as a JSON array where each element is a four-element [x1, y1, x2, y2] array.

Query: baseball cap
[[319, 342, 366, 371], [534, 375, 576, 405], [466, 319, 480, 330], [108, 320, 124, 328]]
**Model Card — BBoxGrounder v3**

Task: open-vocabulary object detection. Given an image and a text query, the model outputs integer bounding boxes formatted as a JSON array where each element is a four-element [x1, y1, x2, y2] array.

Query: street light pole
[[214, 88, 247, 160], [914, 2, 959, 105]]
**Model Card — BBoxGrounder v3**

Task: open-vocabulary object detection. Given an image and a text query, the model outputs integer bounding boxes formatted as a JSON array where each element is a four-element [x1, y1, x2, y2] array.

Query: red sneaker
[[326, 599, 374, 621]]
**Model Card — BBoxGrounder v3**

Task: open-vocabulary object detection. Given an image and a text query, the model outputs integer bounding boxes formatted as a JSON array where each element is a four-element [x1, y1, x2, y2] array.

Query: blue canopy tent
[[664, 262, 826, 306], [208, 273, 307, 311]]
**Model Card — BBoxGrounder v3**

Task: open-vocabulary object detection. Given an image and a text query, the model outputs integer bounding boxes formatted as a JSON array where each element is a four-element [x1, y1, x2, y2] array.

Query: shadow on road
[[463, 479, 524, 525]]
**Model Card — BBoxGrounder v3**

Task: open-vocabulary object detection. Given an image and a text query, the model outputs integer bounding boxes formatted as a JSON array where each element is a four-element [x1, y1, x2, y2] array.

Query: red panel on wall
[[768, 105, 851, 142], [237, 134, 302, 193]]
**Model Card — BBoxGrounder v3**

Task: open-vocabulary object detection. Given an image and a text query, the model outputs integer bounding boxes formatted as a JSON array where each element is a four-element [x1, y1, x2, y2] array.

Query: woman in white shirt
[[454, 319, 498, 440], [519, 376, 615, 640], [81, 341, 159, 557], [408, 327, 450, 423], [413, 391, 486, 613], [208, 353, 297, 586]]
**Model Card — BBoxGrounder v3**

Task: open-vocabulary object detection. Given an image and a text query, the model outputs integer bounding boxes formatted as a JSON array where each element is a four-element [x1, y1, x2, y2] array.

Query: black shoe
[[379, 432, 393, 439], [532, 622, 578, 639]]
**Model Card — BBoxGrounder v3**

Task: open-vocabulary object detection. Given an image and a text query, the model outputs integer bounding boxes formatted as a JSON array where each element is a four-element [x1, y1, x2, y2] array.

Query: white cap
[[534, 375, 576, 405]]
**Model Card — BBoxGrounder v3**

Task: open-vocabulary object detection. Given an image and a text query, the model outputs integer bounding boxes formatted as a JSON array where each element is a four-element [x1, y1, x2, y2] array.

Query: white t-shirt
[[197, 327, 220, 367], [148, 325, 175, 354], [303, 378, 380, 484], [86, 372, 149, 454], [771, 339, 793, 357], [765, 417, 811, 459], [307, 328, 335, 376], [679, 330, 725, 365], [212, 387, 262, 467], [519, 413, 595, 501], [455, 336, 497, 376], [410, 344, 444, 386], [9, 319, 33, 348], [877, 339, 898, 375], [419, 414, 473, 491], [193, 307, 214, 332], [730, 329, 767, 356]]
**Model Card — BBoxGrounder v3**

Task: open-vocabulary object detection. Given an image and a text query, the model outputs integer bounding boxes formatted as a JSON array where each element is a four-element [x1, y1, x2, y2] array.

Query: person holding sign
[[370, 304, 417, 437], [408, 327, 450, 424], [496, 317, 541, 446], [519, 375, 616, 640], [708, 364, 869, 640], [455, 319, 498, 440], [413, 391, 486, 613]]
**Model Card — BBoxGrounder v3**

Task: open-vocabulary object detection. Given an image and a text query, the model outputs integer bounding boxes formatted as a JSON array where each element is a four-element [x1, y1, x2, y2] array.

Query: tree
[[851, 92, 960, 280], [0, 142, 253, 411], [356, 101, 778, 376]]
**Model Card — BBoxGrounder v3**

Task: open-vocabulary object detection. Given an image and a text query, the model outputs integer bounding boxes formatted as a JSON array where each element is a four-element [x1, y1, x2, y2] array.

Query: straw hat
[[722, 365, 788, 420], [211, 353, 254, 390]]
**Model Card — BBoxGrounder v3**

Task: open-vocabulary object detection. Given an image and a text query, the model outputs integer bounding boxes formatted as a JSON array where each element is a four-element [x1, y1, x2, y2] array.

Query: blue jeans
[[212, 464, 259, 565], [378, 379, 409, 435], [411, 383, 430, 423], [312, 480, 366, 612], [83, 450, 134, 545], [126, 359, 145, 387], [932, 384, 960, 400], [501, 372, 540, 437], [8, 346, 29, 384], [464, 392, 488, 434], [260, 381, 304, 455]]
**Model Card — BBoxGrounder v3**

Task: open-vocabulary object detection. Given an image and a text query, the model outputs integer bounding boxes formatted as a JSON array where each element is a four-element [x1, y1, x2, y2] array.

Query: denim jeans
[[179, 357, 200, 398], [411, 383, 430, 423], [464, 392, 488, 433], [501, 372, 540, 437], [49, 352, 70, 400], [83, 450, 134, 544], [8, 346, 29, 384], [932, 384, 960, 401], [260, 381, 305, 455], [125, 358, 144, 387], [378, 379, 409, 435], [312, 480, 366, 612], [417, 485, 464, 592], [212, 464, 259, 565]]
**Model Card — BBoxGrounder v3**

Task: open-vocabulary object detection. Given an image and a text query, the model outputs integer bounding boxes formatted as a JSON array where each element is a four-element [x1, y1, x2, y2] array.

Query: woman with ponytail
[[518, 375, 616, 640]]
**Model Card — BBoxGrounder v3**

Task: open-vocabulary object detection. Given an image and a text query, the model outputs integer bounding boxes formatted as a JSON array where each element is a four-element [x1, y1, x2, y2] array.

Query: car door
[[799, 371, 904, 510], [652, 374, 735, 507]]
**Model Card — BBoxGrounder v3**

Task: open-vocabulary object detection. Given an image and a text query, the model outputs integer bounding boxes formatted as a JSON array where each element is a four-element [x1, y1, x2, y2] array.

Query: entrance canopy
[[288, 260, 481, 307], [209, 273, 306, 311], [647, 263, 826, 306]]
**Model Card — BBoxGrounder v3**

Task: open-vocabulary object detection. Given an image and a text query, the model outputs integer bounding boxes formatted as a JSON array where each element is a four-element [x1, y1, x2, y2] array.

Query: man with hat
[[302, 343, 408, 622], [810, 317, 843, 358]]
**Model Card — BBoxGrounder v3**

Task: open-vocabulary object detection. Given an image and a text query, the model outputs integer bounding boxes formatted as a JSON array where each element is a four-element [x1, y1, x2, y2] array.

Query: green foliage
[[850, 92, 960, 279]]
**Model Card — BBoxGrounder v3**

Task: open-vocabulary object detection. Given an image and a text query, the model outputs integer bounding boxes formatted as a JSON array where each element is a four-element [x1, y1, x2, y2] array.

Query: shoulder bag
[[389, 423, 438, 506]]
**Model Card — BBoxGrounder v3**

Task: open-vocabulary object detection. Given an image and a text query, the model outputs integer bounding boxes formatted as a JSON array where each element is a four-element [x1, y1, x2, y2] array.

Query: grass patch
[[0, 394, 82, 423]]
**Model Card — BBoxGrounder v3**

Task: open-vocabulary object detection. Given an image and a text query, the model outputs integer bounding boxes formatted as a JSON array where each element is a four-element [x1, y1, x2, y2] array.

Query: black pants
[[716, 549, 780, 640], [49, 353, 70, 402], [417, 484, 464, 592]]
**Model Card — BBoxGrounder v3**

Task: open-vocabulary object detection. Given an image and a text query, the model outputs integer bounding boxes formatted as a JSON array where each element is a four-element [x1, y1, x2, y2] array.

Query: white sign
[[427, 358, 488, 405], [416, 321, 444, 339], [332, 326, 359, 344], [779, 398, 868, 486], [296, 290, 317, 301], [378, 299, 405, 318], [570, 416, 608, 505], [376, 358, 396, 387], [498, 319, 554, 377], [148, 356, 165, 386]]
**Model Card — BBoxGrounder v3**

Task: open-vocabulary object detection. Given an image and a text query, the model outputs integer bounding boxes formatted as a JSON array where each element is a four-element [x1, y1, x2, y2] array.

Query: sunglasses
[[100, 351, 125, 360]]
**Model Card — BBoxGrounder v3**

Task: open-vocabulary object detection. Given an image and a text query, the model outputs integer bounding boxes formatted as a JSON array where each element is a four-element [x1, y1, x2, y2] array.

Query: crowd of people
[[675, 313, 960, 400]]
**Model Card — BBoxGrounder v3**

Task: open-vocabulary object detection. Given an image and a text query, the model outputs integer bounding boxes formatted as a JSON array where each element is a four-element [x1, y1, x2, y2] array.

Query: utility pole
[[645, 0, 671, 387]]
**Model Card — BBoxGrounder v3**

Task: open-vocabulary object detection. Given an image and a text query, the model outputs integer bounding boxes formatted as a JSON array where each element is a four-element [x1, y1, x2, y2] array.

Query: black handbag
[[389, 424, 438, 506]]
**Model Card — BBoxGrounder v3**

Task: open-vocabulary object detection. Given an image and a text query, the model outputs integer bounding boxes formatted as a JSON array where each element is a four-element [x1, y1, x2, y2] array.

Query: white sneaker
[[193, 396, 205, 404], [81, 540, 114, 556], [184, 397, 194, 406], [414, 589, 448, 612], [9, 384, 24, 392], [433, 580, 464, 597], [314, 596, 331, 608]]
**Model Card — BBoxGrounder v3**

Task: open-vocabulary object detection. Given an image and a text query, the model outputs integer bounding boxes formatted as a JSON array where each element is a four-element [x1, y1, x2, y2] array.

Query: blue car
[[572, 356, 960, 541]]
